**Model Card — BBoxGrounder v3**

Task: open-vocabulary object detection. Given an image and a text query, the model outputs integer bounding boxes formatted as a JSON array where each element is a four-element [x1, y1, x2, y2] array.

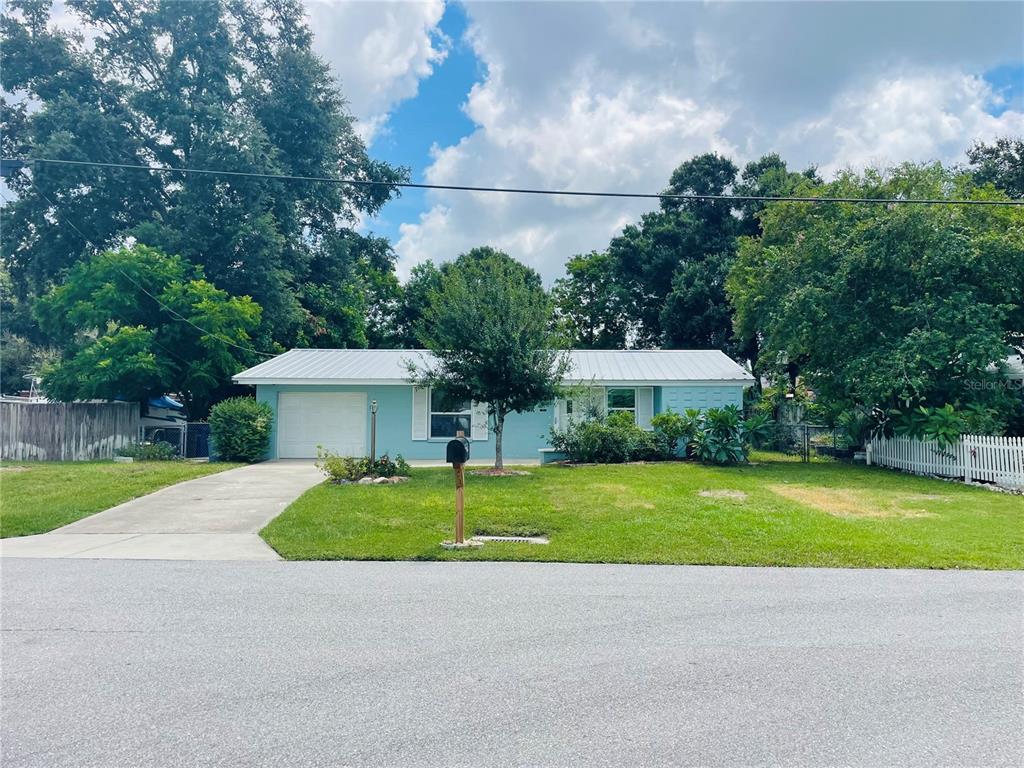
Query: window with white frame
[[430, 388, 473, 438], [606, 388, 636, 421]]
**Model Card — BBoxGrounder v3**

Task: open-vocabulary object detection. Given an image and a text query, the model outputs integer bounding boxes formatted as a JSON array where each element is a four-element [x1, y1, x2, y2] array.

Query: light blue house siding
[[255, 383, 744, 461]]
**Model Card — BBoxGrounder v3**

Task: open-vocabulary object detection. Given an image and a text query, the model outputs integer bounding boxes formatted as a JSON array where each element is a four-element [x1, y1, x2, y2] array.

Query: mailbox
[[446, 436, 470, 464]]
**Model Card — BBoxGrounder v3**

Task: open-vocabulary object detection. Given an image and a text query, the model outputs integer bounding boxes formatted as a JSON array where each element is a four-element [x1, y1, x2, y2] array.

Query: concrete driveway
[[1, 560, 1021, 767], [0, 462, 322, 561]]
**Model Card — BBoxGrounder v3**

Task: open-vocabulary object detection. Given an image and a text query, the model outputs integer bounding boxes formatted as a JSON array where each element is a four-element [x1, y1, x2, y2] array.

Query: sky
[[304, 0, 1024, 283]]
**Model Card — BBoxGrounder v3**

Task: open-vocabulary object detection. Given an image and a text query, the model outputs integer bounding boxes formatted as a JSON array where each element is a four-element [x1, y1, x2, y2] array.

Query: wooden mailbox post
[[439, 430, 483, 549], [446, 430, 471, 544]]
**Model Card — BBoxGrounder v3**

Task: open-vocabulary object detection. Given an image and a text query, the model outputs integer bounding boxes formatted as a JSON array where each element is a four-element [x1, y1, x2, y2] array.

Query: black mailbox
[[446, 436, 470, 464]]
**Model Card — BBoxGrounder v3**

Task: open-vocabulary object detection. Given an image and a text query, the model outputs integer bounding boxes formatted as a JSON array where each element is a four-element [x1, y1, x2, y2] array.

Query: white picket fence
[[866, 434, 1024, 489]]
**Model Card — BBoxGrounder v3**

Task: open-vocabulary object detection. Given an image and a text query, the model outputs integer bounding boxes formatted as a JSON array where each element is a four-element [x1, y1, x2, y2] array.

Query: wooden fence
[[866, 434, 1024, 489], [0, 401, 140, 461]]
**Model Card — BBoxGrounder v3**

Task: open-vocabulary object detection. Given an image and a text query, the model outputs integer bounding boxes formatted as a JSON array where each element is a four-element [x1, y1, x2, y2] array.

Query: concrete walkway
[[0, 462, 323, 561]]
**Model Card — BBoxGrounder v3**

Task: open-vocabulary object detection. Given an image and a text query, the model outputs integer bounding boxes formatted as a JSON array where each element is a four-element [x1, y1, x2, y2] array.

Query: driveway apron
[[0, 462, 322, 561]]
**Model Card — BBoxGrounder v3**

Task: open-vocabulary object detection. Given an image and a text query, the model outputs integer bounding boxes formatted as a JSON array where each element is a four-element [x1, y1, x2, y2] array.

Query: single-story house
[[233, 349, 755, 461]]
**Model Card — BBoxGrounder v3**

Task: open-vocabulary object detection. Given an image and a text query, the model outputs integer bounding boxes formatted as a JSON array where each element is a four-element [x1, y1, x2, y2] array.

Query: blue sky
[[984, 64, 1024, 116], [308, 0, 1022, 282], [366, 3, 479, 246]]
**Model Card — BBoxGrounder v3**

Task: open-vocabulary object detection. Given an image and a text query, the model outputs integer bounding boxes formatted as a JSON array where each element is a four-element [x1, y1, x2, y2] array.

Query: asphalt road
[[1, 559, 1021, 767]]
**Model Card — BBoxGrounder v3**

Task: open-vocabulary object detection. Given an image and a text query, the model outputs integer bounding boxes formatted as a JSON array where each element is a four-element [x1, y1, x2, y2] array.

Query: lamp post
[[370, 400, 378, 462]]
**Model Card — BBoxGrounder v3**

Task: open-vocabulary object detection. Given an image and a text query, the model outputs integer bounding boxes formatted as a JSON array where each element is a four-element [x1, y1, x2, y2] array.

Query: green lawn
[[1, 460, 240, 537], [262, 454, 1024, 569]]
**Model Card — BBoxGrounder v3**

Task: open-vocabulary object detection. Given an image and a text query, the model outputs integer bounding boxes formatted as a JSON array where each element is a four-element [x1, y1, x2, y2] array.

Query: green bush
[[316, 448, 413, 482], [208, 397, 272, 463], [739, 412, 774, 449], [650, 408, 701, 455], [549, 405, 768, 466], [691, 406, 747, 465], [549, 411, 673, 464], [116, 441, 179, 461], [316, 448, 368, 482]]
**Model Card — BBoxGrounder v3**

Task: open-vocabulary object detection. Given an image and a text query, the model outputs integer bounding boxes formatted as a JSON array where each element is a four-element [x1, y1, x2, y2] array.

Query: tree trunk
[[494, 408, 505, 470]]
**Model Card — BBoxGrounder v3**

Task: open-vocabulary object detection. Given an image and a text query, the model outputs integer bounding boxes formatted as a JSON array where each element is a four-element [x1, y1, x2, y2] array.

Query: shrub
[[208, 397, 273, 463], [369, 453, 401, 478], [316, 448, 413, 482], [316, 447, 369, 482], [550, 405, 768, 466], [549, 411, 673, 464], [395, 454, 412, 476], [116, 440, 178, 461], [739, 412, 773, 449], [687, 405, 769, 465], [650, 408, 701, 455]]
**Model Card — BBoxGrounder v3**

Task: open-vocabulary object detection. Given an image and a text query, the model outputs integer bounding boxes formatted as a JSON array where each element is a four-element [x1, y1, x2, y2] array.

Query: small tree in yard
[[412, 247, 567, 471]]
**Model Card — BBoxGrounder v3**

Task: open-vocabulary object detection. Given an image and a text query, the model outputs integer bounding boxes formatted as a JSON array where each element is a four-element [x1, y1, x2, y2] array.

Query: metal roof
[[234, 348, 754, 386]]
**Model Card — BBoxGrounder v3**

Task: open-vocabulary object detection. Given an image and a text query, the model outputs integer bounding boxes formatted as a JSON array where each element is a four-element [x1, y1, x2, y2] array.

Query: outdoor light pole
[[370, 400, 378, 462]]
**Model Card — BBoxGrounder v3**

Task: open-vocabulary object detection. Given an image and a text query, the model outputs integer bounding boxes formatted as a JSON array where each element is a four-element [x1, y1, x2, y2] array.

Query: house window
[[430, 388, 472, 438], [566, 399, 573, 415], [606, 388, 636, 422]]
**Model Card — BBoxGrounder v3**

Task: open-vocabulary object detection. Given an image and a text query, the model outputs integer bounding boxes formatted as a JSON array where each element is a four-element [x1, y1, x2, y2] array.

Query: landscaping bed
[[261, 453, 1023, 569], [0, 460, 240, 537]]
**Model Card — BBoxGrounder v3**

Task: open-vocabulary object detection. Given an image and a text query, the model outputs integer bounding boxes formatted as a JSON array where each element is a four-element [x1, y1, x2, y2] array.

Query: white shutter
[[412, 386, 428, 440], [637, 387, 654, 430], [471, 401, 489, 441], [591, 387, 606, 419]]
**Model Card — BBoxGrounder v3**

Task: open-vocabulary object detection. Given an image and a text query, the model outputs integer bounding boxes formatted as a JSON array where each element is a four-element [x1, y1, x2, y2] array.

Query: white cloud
[[394, 1, 1024, 282], [396, 75, 735, 281], [304, 0, 447, 143], [779, 73, 1024, 178]]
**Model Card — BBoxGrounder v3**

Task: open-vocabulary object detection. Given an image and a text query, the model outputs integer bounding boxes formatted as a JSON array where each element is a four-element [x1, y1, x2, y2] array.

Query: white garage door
[[278, 392, 367, 459]]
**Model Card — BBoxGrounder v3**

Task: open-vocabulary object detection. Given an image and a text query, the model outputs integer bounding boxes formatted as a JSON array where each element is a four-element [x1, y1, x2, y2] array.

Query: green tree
[[966, 137, 1024, 199], [604, 153, 742, 353], [733, 153, 821, 236], [413, 247, 567, 469], [392, 261, 443, 348], [1, 0, 404, 350], [727, 163, 1024, 420], [36, 245, 261, 416], [552, 251, 633, 349]]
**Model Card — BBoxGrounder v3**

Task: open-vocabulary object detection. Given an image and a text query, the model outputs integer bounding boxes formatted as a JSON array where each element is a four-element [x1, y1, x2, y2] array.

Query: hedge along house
[[233, 349, 755, 461]]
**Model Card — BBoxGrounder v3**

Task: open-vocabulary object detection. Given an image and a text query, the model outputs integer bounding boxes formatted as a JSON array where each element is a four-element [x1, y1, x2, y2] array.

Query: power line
[[5, 156, 1022, 206], [9, 178, 277, 358]]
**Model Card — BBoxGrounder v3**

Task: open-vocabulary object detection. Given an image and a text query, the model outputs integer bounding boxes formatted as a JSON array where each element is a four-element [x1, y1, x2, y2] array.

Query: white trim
[[411, 386, 428, 441], [636, 386, 654, 430]]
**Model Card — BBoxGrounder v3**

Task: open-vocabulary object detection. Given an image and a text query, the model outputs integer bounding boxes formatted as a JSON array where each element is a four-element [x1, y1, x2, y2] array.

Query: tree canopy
[[412, 247, 566, 469], [36, 245, 261, 415], [727, 163, 1024, 424], [556, 152, 815, 367], [1, 0, 404, 356]]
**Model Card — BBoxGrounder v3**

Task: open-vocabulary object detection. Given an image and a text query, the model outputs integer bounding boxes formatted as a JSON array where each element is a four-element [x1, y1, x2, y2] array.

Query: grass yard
[[1, 460, 240, 537], [262, 454, 1024, 569]]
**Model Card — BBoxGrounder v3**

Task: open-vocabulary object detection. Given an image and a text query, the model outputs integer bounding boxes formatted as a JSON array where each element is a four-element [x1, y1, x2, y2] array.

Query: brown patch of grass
[[767, 484, 936, 518], [698, 490, 748, 501]]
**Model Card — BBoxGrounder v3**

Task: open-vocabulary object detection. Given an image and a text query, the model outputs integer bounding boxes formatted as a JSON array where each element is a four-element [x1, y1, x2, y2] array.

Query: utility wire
[[5, 156, 1023, 206], [9, 178, 277, 358]]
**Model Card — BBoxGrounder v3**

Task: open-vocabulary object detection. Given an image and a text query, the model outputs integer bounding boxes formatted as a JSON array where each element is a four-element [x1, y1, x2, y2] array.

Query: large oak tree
[[1, 0, 405, 357]]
